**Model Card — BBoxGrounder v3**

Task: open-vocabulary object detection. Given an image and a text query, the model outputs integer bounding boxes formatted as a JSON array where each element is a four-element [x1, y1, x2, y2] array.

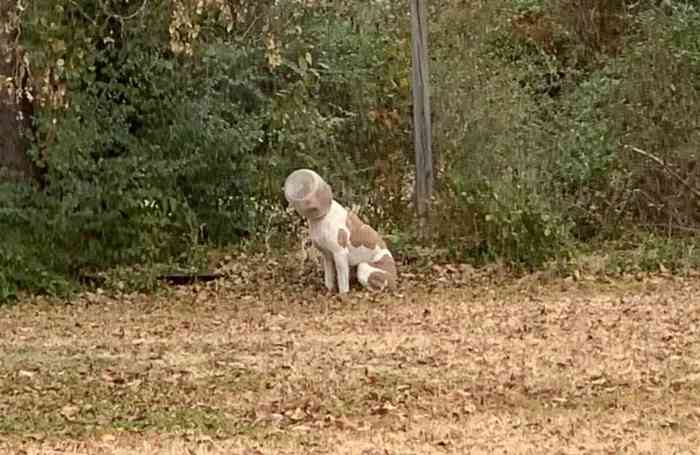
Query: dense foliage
[[0, 0, 698, 300], [0, 0, 409, 299], [430, 0, 699, 266]]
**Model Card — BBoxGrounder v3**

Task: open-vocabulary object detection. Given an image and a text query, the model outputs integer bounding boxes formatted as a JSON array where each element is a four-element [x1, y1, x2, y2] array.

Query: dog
[[284, 169, 397, 294]]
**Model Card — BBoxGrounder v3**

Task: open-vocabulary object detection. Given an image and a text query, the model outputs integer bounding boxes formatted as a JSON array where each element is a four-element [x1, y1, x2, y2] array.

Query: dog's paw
[[319, 287, 337, 298]]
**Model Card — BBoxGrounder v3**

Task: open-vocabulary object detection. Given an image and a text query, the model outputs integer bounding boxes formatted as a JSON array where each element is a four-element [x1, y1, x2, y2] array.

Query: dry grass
[[2, 254, 700, 454]]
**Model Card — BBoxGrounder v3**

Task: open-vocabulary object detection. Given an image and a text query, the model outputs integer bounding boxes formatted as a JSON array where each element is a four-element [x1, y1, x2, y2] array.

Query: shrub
[[1, 0, 411, 299], [2, 1, 271, 298], [429, 0, 699, 266]]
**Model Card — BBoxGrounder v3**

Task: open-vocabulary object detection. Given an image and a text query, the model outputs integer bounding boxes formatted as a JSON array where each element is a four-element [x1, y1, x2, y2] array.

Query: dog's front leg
[[333, 251, 350, 294], [322, 252, 337, 291]]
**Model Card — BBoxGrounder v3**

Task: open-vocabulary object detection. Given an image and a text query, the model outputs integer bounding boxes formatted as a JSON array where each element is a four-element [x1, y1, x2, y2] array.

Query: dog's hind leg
[[356, 254, 397, 291]]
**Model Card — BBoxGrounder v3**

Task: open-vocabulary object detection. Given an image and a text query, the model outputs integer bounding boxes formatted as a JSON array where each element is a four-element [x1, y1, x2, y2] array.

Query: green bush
[[446, 172, 573, 266], [430, 0, 699, 266], [2, 1, 271, 299], [1, 0, 411, 300], [0, 184, 72, 300]]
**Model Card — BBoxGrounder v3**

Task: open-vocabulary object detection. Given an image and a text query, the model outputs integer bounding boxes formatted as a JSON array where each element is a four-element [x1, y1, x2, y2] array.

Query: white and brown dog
[[284, 169, 397, 294]]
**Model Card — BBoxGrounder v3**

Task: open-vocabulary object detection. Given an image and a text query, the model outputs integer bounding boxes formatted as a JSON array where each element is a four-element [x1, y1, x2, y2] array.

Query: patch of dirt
[[1, 253, 700, 454]]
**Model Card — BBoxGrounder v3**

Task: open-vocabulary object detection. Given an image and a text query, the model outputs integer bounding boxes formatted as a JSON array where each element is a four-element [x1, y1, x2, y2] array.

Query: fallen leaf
[[18, 370, 36, 379], [101, 434, 116, 442], [60, 405, 80, 421]]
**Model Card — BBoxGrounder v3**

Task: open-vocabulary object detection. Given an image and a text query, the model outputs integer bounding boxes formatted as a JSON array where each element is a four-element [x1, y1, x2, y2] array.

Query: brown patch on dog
[[366, 253, 397, 291], [337, 228, 349, 248], [367, 271, 389, 291], [372, 253, 397, 278], [346, 211, 385, 249]]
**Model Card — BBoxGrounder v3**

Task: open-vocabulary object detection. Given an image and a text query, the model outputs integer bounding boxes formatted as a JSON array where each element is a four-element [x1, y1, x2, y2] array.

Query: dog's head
[[284, 169, 333, 221]]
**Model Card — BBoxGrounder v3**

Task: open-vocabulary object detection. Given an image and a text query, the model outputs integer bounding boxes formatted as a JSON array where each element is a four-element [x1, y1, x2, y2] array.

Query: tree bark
[[0, 0, 37, 182]]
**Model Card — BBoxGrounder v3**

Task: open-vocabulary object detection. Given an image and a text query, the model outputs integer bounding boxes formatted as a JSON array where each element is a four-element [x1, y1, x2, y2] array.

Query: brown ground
[[1, 254, 700, 454]]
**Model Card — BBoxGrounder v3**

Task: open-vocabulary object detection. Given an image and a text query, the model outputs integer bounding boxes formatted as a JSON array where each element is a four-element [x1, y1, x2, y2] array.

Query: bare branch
[[625, 145, 700, 201], [98, 0, 149, 22], [121, 0, 148, 21], [69, 0, 98, 26], [240, 14, 263, 43], [642, 223, 700, 234]]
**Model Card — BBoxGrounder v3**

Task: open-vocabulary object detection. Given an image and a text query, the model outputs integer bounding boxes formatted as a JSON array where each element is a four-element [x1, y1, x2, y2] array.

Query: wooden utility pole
[[410, 0, 433, 235]]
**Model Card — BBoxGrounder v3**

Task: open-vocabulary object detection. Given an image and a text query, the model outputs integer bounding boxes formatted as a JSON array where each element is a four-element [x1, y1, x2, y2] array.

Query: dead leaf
[[60, 405, 80, 421], [288, 407, 305, 422], [18, 370, 36, 379], [101, 434, 116, 443]]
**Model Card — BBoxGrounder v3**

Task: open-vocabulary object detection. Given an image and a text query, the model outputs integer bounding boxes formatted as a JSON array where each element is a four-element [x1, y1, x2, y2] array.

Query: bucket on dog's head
[[284, 169, 333, 220], [284, 169, 318, 202]]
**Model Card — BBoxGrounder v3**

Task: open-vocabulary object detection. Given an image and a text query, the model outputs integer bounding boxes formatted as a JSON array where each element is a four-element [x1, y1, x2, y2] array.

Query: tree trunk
[[0, 0, 37, 182]]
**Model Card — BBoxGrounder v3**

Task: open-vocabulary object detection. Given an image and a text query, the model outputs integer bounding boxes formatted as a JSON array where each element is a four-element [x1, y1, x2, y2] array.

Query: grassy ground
[[2, 253, 700, 454]]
